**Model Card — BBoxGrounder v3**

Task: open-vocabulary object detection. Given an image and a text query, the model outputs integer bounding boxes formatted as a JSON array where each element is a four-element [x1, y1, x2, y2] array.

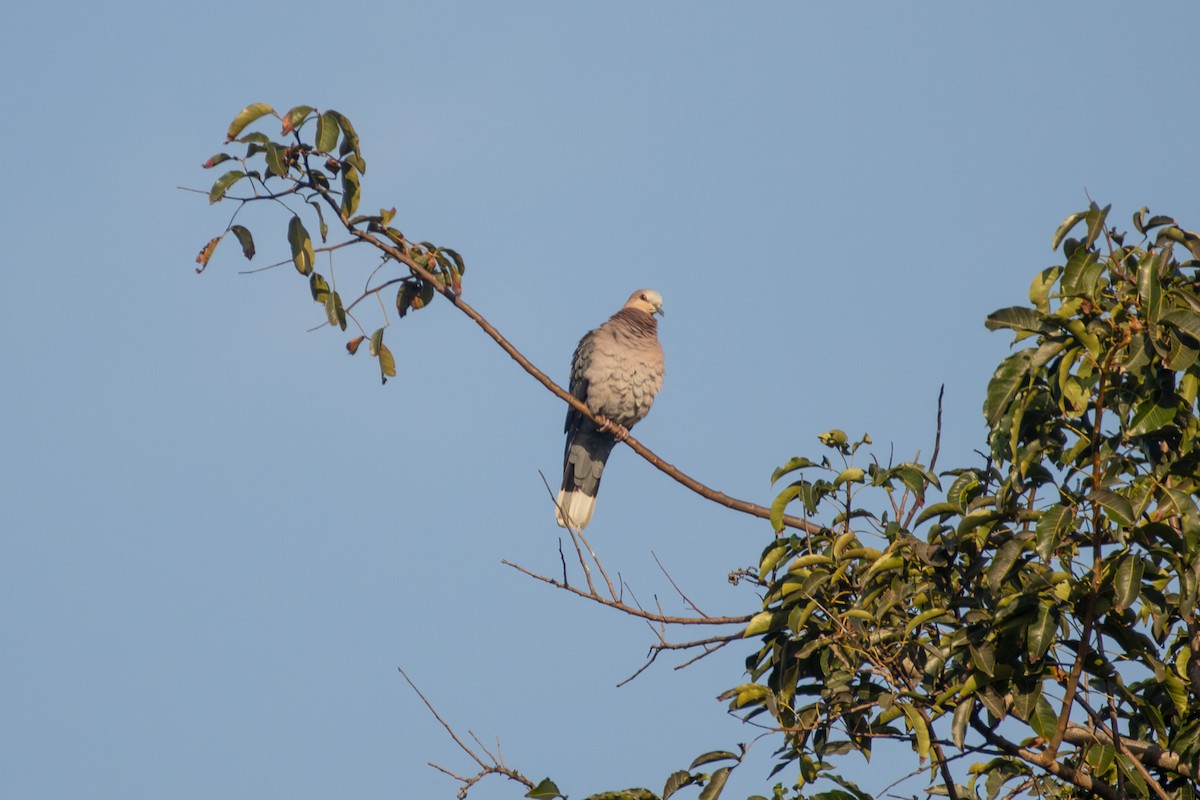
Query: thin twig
[[501, 560, 752, 626], [652, 551, 709, 618]]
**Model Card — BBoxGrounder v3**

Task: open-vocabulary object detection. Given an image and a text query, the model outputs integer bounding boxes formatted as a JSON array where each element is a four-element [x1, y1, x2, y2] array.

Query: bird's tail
[[555, 429, 616, 529]]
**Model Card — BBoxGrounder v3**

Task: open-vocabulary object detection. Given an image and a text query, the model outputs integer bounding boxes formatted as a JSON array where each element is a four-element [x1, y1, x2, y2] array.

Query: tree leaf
[[898, 704, 930, 762], [369, 327, 384, 357], [525, 778, 563, 799], [1029, 696, 1058, 740], [698, 767, 731, 800], [770, 456, 818, 484], [229, 225, 255, 260], [984, 306, 1046, 335], [1128, 396, 1176, 437], [1089, 488, 1133, 528], [226, 102, 275, 142], [1029, 267, 1062, 314], [1035, 504, 1072, 560], [315, 110, 340, 154], [309, 273, 330, 303], [264, 141, 287, 178], [208, 169, 246, 204], [1052, 210, 1088, 251], [282, 105, 315, 135], [202, 153, 233, 169], [1160, 309, 1200, 343], [324, 291, 347, 330], [1113, 554, 1144, 612], [983, 351, 1032, 427], [195, 236, 220, 271], [378, 343, 396, 384], [743, 611, 783, 638], [341, 166, 360, 217], [288, 216, 315, 276], [951, 698, 973, 749], [689, 751, 739, 769], [663, 770, 696, 800], [1026, 600, 1057, 662]]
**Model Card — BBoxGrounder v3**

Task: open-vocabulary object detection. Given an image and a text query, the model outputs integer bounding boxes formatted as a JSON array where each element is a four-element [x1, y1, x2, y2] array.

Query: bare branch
[[501, 559, 752, 627], [397, 666, 536, 799]]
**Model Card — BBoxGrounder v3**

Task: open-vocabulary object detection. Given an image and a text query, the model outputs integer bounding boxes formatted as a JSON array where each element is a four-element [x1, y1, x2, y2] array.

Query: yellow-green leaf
[[315, 110, 340, 153], [341, 166, 360, 217], [282, 105, 315, 135], [378, 343, 396, 384], [288, 216, 315, 276], [208, 170, 246, 204], [226, 103, 275, 142]]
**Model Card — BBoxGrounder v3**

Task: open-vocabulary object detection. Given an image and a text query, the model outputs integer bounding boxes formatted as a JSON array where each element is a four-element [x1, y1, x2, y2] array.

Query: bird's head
[[625, 289, 664, 317]]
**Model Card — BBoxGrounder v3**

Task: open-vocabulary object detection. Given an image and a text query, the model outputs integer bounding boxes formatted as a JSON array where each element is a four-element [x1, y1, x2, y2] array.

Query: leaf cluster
[[746, 206, 1200, 800], [197, 103, 466, 384]]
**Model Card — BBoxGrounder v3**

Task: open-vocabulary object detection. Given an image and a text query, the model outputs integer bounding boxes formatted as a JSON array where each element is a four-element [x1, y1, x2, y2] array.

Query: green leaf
[[898, 704, 930, 762], [1026, 601, 1057, 661], [833, 467, 865, 487], [984, 306, 1046, 335], [663, 770, 696, 800], [743, 611, 783, 637], [689, 751, 739, 769], [264, 141, 287, 178], [369, 327, 385, 357], [202, 153, 233, 169], [282, 104, 315, 135], [226, 102, 275, 142], [984, 537, 1025, 594], [1138, 251, 1164, 324], [770, 482, 805, 533], [331, 110, 361, 161], [1061, 248, 1104, 300], [525, 778, 563, 799], [208, 169, 246, 204], [698, 767, 731, 800], [341, 166, 361, 217], [228, 225, 255, 260], [308, 201, 329, 242], [309, 273, 330, 303], [770, 456, 818, 484], [1052, 210, 1088, 251], [1128, 396, 1176, 437], [1029, 267, 1062, 314], [983, 351, 1032, 427], [1112, 554, 1144, 612], [1089, 488, 1133, 528], [1161, 309, 1200, 342], [1035, 504, 1072, 559], [324, 290, 347, 331], [378, 343, 396, 384], [817, 429, 847, 447], [951, 698, 972, 749], [315, 111, 340, 153], [288, 216, 315, 276], [1084, 203, 1111, 248], [1029, 696, 1057, 740]]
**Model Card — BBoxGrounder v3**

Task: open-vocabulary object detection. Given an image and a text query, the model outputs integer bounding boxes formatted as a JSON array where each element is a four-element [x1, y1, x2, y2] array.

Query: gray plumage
[[556, 289, 665, 529]]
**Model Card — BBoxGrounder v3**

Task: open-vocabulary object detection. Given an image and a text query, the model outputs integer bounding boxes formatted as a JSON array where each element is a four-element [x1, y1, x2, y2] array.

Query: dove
[[556, 289, 665, 529]]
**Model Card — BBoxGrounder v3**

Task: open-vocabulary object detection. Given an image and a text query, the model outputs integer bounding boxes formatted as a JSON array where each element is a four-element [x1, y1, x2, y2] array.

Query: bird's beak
[[654, 304, 665, 317]]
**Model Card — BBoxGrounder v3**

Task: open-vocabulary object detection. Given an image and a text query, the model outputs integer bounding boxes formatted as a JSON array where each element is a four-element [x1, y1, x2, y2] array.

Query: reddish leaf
[[195, 236, 220, 272]]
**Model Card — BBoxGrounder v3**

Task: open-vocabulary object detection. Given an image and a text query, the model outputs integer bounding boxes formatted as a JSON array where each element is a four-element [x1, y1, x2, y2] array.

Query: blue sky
[[4, 3, 1199, 799]]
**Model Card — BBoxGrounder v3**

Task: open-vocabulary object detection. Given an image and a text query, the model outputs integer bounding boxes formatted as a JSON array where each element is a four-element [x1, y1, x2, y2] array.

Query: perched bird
[[556, 289, 665, 529]]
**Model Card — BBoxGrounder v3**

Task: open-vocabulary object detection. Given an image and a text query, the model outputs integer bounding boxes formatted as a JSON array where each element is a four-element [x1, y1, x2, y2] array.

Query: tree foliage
[[194, 105, 1199, 800]]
